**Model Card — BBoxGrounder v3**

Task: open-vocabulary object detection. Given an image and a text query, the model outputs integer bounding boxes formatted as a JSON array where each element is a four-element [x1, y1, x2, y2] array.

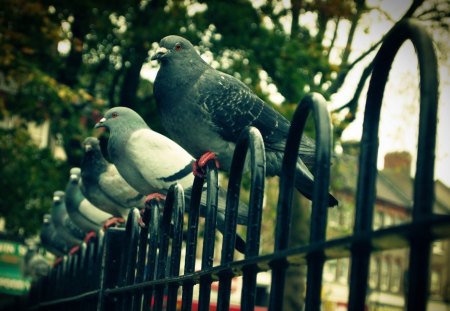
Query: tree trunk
[[283, 192, 311, 311]]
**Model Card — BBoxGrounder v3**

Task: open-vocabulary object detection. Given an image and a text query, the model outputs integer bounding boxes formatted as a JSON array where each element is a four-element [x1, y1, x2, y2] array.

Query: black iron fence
[[27, 19, 450, 311]]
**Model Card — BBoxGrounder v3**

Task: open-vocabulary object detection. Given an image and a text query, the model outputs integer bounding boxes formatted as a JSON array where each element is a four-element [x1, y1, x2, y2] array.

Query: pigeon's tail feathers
[[294, 161, 338, 207]]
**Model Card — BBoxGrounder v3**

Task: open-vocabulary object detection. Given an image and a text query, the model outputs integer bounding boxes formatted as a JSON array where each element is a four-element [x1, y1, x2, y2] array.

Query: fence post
[[348, 19, 438, 311], [97, 227, 125, 310]]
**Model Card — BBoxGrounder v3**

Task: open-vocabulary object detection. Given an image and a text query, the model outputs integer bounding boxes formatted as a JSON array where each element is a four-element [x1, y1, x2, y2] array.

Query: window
[[432, 241, 444, 255], [373, 211, 383, 230], [390, 259, 402, 293], [369, 257, 380, 289], [430, 269, 441, 295], [379, 258, 390, 291]]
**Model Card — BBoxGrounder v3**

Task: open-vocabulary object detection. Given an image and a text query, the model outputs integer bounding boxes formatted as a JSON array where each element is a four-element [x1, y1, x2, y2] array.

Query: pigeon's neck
[[158, 58, 206, 90], [81, 150, 108, 180]]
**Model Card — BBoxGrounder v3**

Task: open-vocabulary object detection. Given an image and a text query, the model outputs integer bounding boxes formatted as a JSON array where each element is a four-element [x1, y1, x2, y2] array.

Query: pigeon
[[94, 106, 248, 251], [51, 190, 86, 245], [65, 167, 120, 232], [21, 247, 50, 281], [151, 35, 338, 207], [40, 214, 70, 256], [80, 136, 146, 219]]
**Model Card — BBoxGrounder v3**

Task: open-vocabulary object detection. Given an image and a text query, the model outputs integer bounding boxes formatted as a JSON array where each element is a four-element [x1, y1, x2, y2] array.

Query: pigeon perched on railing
[[39, 214, 70, 256], [65, 167, 123, 232], [95, 106, 248, 251], [21, 247, 50, 281], [80, 137, 146, 219], [151, 35, 338, 207], [51, 190, 85, 245]]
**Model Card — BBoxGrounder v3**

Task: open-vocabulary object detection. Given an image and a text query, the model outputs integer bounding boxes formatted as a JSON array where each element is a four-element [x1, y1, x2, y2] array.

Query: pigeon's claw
[[140, 193, 166, 228], [193, 151, 220, 178], [137, 213, 146, 228], [103, 217, 126, 230], [145, 193, 166, 204]]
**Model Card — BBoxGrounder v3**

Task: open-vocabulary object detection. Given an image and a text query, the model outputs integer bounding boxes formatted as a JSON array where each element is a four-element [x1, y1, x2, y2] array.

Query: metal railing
[[27, 19, 450, 311]]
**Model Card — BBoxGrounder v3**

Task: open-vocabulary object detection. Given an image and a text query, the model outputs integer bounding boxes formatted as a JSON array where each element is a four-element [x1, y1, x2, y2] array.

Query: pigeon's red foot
[[69, 245, 80, 255], [145, 193, 166, 204], [83, 231, 97, 243], [138, 209, 147, 228], [103, 217, 126, 230], [139, 193, 167, 228], [193, 151, 220, 178], [53, 257, 63, 267]]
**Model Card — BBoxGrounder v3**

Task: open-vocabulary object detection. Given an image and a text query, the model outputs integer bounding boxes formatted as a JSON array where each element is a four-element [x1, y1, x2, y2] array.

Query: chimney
[[384, 151, 412, 174]]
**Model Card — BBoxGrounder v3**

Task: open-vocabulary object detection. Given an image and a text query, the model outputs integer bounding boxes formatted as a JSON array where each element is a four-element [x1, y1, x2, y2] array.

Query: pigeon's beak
[[151, 47, 169, 61], [53, 195, 60, 202], [84, 144, 92, 152], [95, 117, 106, 129]]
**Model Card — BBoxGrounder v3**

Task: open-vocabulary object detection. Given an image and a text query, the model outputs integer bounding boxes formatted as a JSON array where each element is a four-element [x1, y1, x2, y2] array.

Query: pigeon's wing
[[126, 129, 195, 191], [77, 199, 112, 226], [98, 164, 145, 208], [195, 70, 316, 165]]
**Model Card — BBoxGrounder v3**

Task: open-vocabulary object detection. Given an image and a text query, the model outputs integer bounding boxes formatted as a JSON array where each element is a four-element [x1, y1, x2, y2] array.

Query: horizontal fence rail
[[26, 19, 450, 311]]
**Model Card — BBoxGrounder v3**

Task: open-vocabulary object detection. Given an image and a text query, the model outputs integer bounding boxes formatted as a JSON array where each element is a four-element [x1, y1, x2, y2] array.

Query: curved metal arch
[[349, 19, 438, 311], [269, 92, 333, 311]]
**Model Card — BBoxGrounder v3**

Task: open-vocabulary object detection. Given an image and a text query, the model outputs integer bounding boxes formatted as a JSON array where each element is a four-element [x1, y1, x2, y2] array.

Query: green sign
[[0, 241, 31, 295]]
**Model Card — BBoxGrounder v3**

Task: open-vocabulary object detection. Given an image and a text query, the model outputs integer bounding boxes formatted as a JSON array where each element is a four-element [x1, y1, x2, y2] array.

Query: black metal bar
[[133, 207, 150, 311], [302, 93, 332, 311], [97, 227, 125, 310], [216, 126, 266, 311], [117, 209, 140, 310], [166, 184, 185, 311], [348, 19, 438, 311], [198, 160, 219, 311], [153, 188, 177, 310], [269, 92, 331, 311], [142, 199, 161, 309], [181, 176, 203, 311], [404, 20, 437, 311]]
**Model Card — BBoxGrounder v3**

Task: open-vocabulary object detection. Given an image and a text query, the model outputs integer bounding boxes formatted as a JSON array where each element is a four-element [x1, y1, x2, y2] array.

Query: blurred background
[[0, 0, 449, 310]]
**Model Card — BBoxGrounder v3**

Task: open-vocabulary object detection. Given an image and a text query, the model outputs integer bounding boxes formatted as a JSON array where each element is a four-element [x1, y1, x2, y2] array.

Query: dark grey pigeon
[[95, 106, 248, 252], [51, 191, 86, 244], [65, 167, 115, 232], [151, 35, 338, 207], [39, 214, 70, 256], [80, 137, 145, 219]]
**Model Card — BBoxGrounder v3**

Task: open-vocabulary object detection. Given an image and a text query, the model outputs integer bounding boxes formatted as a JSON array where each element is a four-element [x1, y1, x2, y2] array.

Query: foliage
[[0, 126, 68, 237]]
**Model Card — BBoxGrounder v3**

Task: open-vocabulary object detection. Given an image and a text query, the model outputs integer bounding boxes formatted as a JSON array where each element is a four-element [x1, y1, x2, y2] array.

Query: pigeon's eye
[[112, 112, 118, 118], [175, 43, 182, 51]]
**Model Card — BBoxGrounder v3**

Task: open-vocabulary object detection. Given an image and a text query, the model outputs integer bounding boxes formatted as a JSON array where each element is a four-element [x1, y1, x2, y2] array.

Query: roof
[[332, 152, 450, 213]]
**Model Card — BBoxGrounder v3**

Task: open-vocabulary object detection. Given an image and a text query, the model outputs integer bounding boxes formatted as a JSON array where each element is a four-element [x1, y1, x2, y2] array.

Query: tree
[[0, 1, 448, 302]]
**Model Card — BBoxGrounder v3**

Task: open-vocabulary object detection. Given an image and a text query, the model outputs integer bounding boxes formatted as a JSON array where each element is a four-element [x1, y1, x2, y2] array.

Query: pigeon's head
[[53, 191, 65, 203], [82, 137, 101, 153], [95, 106, 146, 132], [43, 214, 52, 224], [151, 35, 197, 63], [69, 167, 81, 183]]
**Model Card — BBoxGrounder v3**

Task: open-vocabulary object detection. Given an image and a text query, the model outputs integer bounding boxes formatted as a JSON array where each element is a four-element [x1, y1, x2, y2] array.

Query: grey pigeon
[[40, 214, 70, 256], [51, 190, 86, 245], [65, 167, 116, 232], [151, 35, 338, 207], [80, 136, 146, 219], [22, 247, 50, 281], [95, 107, 248, 251]]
